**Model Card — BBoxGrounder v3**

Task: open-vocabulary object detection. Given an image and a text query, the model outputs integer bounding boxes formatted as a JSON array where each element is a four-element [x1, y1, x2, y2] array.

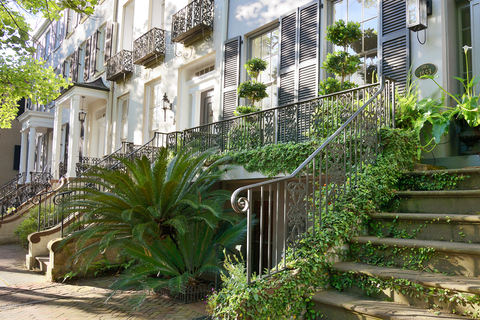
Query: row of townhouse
[[14, 0, 480, 183]]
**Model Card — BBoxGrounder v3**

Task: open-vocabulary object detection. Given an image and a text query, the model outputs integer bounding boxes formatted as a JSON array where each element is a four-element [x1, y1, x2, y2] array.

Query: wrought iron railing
[[230, 80, 395, 284], [106, 50, 133, 82], [183, 83, 386, 152], [0, 172, 53, 220], [75, 142, 132, 176], [133, 27, 166, 66], [171, 0, 214, 44], [0, 173, 26, 219]]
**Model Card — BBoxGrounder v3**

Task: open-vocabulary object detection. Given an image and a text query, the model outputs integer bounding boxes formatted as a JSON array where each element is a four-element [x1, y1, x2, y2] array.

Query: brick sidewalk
[[0, 244, 208, 319]]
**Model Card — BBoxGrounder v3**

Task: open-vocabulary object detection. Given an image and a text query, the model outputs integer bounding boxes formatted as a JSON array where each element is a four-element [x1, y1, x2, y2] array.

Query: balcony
[[133, 28, 166, 66], [171, 0, 214, 45], [106, 50, 133, 82]]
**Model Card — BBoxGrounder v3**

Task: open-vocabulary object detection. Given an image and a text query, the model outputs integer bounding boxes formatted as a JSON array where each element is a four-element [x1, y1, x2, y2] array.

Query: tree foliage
[[0, 0, 97, 128]]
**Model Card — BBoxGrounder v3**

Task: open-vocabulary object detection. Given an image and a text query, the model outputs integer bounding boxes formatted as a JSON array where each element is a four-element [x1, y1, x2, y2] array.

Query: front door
[[200, 90, 214, 125]]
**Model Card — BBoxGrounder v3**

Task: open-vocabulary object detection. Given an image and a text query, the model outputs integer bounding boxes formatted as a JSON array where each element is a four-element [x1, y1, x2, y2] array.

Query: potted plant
[[236, 57, 268, 116], [417, 46, 480, 153], [319, 20, 362, 95]]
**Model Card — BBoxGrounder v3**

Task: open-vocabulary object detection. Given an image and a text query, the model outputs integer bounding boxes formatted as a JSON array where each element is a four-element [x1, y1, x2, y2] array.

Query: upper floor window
[[333, 0, 378, 84], [249, 27, 279, 109], [96, 26, 106, 71], [44, 30, 51, 58], [150, 0, 165, 29], [148, 80, 162, 133], [122, 0, 135, 50]]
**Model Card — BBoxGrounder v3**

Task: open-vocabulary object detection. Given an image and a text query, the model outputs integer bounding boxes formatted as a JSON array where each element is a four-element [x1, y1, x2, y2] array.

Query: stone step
[[401, 168, 480, 191], [395, 190, 480, 214], [311, 289, 464, 319], [369, 213, 480, 243], [35, 256, 49, 273], [331, 262, 480, 317], [351, 236, 480, 277]]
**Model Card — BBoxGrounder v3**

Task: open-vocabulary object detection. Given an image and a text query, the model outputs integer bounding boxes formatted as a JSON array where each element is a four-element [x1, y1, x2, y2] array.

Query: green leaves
[[0, 54, 70, 128]]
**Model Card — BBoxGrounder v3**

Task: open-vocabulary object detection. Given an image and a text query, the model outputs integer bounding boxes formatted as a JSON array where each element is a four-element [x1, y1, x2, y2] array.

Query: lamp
[[406, 0, 432, 32], [78, 96, 87, 122], [162, 93, 173, 122]]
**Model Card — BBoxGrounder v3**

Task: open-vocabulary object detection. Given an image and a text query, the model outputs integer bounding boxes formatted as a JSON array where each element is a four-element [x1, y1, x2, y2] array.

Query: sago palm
[[61, 146, 236, 268]]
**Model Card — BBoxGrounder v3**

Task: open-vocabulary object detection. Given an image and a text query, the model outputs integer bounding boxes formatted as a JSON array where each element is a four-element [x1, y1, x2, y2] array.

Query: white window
[[150, 0, 165, 29], [333, 0, 378, 85], [148, 81, 163, 132], [119, 96, 129, 142], [96, 26, 106, 71], [249, 28, 279, 109], [122, 1, 135, 50]]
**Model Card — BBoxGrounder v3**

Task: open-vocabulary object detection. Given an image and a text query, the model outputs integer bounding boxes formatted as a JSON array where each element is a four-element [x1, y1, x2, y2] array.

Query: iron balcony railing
[[106, 50, 133, 82], [133, 28, 166, 66], [230, 80, 395, 284], [171, 0, 214, 44]]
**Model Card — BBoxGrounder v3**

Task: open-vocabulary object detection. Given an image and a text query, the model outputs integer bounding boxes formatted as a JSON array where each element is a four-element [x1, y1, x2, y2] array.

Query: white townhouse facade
[[15, 0, 480, 182]]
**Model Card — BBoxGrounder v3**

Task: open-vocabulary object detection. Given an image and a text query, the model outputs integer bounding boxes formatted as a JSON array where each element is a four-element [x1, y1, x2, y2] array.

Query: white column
[[52, 106, 63, 179], [19, 129, 28, 175], [66, 95, 81, 178], [26, 126, 37, 182]]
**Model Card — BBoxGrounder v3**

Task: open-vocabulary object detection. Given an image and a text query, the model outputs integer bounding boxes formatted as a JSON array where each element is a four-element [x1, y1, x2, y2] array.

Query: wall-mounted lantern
[[162, 93, 173, 122], [406, 0, 432, 32], [78, 96, 87, 122]]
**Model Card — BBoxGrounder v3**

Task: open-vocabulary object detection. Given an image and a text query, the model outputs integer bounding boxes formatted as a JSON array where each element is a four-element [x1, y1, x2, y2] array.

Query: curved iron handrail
[[230, 79, 387, 213], [229, 78, 394, 284]]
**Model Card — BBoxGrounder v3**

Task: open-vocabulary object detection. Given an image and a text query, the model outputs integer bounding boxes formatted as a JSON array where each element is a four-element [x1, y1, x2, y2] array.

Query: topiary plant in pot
[[319, 20, 362, 95], [235, 57, 268, 116]]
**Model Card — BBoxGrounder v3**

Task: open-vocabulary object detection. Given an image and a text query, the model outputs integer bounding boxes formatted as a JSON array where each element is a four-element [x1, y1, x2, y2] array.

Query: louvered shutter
[[380, 0, 409, 91], [278, 1, 319, 106], [472, 0, 480, 92], [222, 36, 241, 119], [62, 60, 68, 79], [104, 21, 113, 63], [277, 1, 319, 143], [71, 51, 78, 82], [84, 37, 91, 81], [90, 30, 99, 77], [64, 9, 70, 38]]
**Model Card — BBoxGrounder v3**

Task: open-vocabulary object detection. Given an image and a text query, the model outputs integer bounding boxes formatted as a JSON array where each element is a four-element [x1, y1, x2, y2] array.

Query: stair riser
[[401, 171, 480, 191], [372, 219, 480, 243], [354, 245, 480, 277], [311, 303, 383, 320], [340, 282, 480, 317], [397, 196, 480, 214]]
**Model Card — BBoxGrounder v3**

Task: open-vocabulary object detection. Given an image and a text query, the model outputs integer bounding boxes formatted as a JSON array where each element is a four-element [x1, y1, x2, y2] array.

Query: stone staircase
[[312, 168, 480, 319]]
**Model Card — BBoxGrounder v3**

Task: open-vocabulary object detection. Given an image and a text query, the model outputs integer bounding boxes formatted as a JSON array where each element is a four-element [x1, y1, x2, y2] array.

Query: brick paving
[[0, 244, 208, 319]]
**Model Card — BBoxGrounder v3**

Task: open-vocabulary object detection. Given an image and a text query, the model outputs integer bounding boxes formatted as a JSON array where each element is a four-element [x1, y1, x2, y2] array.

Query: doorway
[[200, 89, 214, 125]]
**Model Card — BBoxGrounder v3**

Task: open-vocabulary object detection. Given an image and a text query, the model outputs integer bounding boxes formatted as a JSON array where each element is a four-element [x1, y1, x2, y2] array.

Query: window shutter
[[104, 21, 113, 63], [90, 30, 99, 77], [64, 9, 70, 38], [472, 0, 480, 92], [278, 1, 319, 106], [71, 51, 78, 82], [222, 36, 241, 119], [380, 0, 409, 91], [84, 37, 91, 81]]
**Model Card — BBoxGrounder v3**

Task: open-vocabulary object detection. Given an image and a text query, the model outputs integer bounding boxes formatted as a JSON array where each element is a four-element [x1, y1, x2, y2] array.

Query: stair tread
[[312, 289, 464, 319], [334, 262, 480, 295], [370, 213, 480, 222], [352, 236, 480, 255]]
